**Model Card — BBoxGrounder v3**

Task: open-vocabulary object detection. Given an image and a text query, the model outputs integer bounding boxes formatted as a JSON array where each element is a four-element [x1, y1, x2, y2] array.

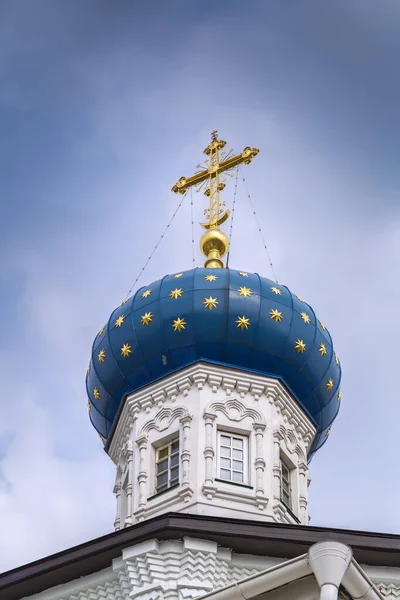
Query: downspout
[[308, 541, 353, 600]]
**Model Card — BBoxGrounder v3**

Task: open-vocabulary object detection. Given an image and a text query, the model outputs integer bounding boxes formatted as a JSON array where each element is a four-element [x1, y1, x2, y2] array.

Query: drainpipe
[[308, 541, 353, 600]]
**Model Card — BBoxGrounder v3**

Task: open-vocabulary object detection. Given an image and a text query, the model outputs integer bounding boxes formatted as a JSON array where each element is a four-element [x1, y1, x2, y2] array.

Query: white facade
[[108, 362, 316, 528], [24, 537, 392, 600]]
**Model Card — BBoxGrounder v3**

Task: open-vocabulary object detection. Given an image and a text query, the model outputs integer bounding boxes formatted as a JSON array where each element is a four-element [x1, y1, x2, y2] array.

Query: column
[[136, 436, 148, 517], [180, 414, 192, 487], [272, 430, 283, 501], [253, 424, 266, 495], [203, 412, 216, 486], [298, 461, 308, 524], [124, 441, 134, 525]]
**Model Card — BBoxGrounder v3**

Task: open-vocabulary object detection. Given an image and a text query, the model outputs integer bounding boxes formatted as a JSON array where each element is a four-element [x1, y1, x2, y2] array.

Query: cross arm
[[171, 146, 259, 194]]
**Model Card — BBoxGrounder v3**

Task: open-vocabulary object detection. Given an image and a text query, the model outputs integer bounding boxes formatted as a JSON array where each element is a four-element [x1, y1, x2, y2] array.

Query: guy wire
[[226, 167, 239, 268]]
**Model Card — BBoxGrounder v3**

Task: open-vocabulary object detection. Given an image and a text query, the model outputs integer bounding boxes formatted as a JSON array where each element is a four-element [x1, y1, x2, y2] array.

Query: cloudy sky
[[0, 0, 400, 571]]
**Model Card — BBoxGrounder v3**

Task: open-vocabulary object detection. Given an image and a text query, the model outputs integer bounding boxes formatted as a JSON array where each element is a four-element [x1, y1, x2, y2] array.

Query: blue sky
[[1, 0, 400, 570]]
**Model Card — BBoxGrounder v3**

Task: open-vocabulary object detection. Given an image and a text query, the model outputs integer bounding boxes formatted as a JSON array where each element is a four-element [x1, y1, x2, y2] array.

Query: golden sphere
[[200, 229, 229, 258]]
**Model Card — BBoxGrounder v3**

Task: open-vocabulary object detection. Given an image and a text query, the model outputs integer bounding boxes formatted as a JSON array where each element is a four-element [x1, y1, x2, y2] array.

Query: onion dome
[[86, 267, 341, 457]]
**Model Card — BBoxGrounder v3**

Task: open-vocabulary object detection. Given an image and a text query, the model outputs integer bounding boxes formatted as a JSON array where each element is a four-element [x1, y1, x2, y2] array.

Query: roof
[[87, 267, 341, 455], [1, 513, 400, 599]]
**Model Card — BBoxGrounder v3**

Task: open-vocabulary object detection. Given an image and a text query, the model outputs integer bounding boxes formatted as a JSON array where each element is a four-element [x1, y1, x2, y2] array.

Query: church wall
[[108, 363, 316, 527]]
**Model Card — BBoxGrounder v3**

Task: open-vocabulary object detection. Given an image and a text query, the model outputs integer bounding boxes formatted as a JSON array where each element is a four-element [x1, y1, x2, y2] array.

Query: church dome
[[86, 267, 341, 456]]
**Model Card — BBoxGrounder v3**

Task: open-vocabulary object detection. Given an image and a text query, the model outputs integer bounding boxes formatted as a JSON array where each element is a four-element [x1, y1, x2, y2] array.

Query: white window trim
[[280, 456, 292, 510], [155, 436, 180, 494], [217, 430, 249, 485]]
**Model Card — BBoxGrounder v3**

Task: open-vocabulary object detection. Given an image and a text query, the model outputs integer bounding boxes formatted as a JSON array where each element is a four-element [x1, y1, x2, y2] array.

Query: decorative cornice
[[108, 363, 316, 463]]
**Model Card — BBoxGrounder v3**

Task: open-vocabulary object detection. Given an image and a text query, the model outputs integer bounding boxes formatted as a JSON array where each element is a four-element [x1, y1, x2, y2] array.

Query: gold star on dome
[[326, 378, 333, 392], [295, 295, 304, 302], [93, 387, 100, 400], [319, 343, 327, 356], [98, 433, 105, 444], [170, 288, 183, 299], [87, 361, 91, 375], [295, 339, 306, 353], [203, 296, 218, 310], [271, 286, 282, 295], [115, 315, 125, 328], [98, 326, 105, 337], [174, 273, 183, 279], [121, 343, 132, 357], [172, 317, 186, 332], [300, 311, 310, 324], [141, 312, 153, 325], [265, 277, 273, 282], [121, 297, 130, 305], [239, 272, 248, 277], [205, 274, 218, 281], [337, 389, 341, 402], [335, 354, 339, 366], [142, 289, 152, 299], [98, 349, 106, 363], [238, 286, 252, 298], [236, 316, 250, 330], [319, 319, 326, 331], [270, 308, 283, 322], [87, 400, 91, 411], [326, 426, 332, 437]]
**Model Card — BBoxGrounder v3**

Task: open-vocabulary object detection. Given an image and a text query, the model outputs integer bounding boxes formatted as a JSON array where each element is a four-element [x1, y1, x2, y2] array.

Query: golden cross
[[172, 132, 259, 229], [171, 132, 259, 268]]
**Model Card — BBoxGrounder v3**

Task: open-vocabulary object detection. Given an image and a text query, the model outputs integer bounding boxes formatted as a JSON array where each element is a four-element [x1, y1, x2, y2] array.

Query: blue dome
[[87, 268, 341, 457]]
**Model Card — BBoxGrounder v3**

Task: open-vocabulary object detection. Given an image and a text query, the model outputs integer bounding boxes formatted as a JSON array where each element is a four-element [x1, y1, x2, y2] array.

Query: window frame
[[280, 457, 292, 510], [217, 430, 249, 485], [154, 436, 180, 494]]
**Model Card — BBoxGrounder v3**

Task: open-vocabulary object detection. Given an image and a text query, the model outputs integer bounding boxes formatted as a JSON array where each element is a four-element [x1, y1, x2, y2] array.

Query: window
[[280, 459, 292, 509], [218, 432, 248, 484], [155, 437, 179, 493]]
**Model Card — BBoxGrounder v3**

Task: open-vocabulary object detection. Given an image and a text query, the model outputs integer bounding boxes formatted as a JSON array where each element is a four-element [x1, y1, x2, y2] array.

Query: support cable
[[123, 191, 188, 300], [190, 187, 196, 267], [238, 166, 278, 283], [226, 167, 239, 269]]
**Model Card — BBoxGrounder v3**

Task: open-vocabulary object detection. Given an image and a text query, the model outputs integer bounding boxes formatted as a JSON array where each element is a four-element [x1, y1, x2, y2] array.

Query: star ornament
[[326, 378, 334, 392], [271, 286, 282, 296], [205, 274, 217, 281], [87, 400, 91, 412], [141, 312, 153, 325], [98, 326, 105, 337], [319, 319, 326, 331], [295, 339, 306, 353], [121, 297, 130, 306], [121, 343, 132, 357], [326, 426, 332, 437], [142, 289, 152, 299], [295, 295, 304, 302], [300, 312, 310, 324], [319, 343, 327, 356], [337, 389, 341, 402], [174, 273, 183, 279], [236, 316, 250, 330], [87, 361, 91, 375], [270, 308, 283, 322], [98, 349, 106, 363], [170, 288, 183, 299], [203, 296, 218, 310], [239, 272, 249, 277], [238, 286, 252, 298], [115, 315, 125, 328], [93, 387, 100, 400], [335, 354, 339, 366], [172, 317, 186, 332]]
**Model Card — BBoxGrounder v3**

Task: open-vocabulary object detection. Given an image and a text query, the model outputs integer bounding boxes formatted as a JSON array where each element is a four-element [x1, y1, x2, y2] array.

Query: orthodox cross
[[171, 131, 259, 268]]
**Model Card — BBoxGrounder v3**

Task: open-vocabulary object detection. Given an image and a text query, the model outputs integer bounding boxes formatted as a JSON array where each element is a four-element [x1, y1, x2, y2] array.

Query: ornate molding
[[204, 397, 265, 426], [107, 363, 316, 463], [139, 406, 191, 437]]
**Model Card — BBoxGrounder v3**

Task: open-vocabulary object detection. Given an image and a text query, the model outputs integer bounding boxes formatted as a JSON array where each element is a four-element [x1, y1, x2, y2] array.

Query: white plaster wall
[[109, 363, 316, 527]]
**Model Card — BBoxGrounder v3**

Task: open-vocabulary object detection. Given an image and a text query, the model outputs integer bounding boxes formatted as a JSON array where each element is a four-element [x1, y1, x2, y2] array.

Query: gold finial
[[172, 131, 259, 268]]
